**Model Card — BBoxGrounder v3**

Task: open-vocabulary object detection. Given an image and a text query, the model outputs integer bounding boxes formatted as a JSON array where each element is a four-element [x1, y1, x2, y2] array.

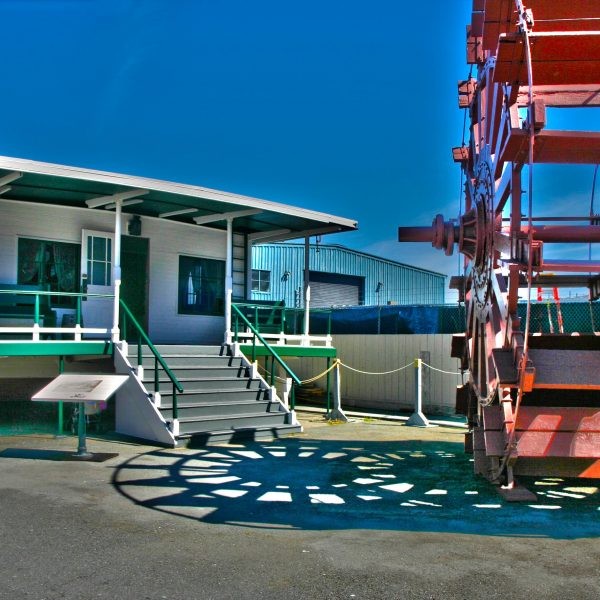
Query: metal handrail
[[231, 303, 301, 386], [119, 301, 184, 422], [233, 301, 286, 334], [0, 288, 113, 327]]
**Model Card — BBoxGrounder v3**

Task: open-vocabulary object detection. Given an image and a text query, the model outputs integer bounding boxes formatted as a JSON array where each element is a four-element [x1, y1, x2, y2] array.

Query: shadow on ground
[[111, 437, 600, 539]]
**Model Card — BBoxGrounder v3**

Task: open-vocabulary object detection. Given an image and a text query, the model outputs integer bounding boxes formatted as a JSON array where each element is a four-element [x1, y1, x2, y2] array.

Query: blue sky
[[1, 1, 598, 294]]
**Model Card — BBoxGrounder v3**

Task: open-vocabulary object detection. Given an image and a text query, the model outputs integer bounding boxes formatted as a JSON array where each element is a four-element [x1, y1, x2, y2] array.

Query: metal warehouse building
[[250, 243, 446, 307]]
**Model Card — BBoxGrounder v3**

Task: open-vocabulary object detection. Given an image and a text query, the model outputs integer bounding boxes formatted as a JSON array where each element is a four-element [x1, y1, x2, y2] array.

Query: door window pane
[[88, 235, 112, 286]]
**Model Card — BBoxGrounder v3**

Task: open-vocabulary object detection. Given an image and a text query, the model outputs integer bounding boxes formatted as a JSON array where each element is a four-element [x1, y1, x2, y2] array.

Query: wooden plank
[[519, 85, 600, 107], [528, 349, 600, 389], [515, 431, 600, 457], [515, 407, 600, 432], [484, 430, 505, 456], [483, 405, 503, 430], [494, 32, 600, 87], [501, 129, 600, 165], [473, 426, 486, 451], [514, 456, 600, 478], [492, 348, 518, 384]]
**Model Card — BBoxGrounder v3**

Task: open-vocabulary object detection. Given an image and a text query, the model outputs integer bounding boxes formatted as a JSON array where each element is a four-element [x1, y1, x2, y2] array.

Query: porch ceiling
[[0, 155, 357, 241]]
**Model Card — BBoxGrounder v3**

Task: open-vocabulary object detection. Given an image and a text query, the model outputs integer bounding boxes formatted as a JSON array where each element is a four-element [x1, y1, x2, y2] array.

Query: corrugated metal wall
[[251, 243, 445, 306], [293, 334, 463, 416]]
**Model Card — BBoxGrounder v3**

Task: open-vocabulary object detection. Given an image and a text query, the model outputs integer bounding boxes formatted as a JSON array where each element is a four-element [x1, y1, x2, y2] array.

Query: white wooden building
[[0, 155, 357, 444]]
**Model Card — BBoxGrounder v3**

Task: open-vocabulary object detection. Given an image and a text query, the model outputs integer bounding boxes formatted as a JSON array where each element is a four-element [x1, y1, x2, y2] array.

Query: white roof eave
[[0, 155, 358, 232]]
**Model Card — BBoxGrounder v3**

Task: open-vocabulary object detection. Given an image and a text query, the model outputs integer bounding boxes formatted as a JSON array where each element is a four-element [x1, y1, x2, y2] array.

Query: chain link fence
[[284, 301, 600, 335]]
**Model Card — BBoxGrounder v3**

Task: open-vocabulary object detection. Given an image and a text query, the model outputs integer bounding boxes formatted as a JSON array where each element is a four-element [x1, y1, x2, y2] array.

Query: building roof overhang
[[0, 155, 358, 241]]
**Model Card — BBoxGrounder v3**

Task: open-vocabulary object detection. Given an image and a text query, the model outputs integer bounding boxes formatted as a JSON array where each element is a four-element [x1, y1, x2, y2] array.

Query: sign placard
[[33, 374, 129, 403]]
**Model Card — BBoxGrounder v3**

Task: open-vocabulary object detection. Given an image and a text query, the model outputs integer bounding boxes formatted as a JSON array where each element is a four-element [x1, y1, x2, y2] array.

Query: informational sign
[[32, 374, 129, 403]]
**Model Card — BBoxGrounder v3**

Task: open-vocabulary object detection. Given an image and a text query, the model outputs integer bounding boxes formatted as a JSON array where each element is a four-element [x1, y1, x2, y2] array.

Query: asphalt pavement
[[1, 412, 599, 599]]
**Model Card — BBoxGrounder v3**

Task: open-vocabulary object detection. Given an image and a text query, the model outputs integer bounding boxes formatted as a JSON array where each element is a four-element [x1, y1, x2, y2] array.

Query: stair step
[[152, 344, 228, 356], [160, 399, 282, 419], [131, 355, 246, 368], [175, 412, 290, 435], [142, 366, 251, 379], [179, 423, 303, 445], [146, 377, 263, 391], [160, 388, 268, 404]]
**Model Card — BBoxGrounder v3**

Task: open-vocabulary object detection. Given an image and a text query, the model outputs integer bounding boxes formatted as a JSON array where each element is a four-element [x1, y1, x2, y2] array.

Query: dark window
[[178, 255, 225, 316], [17, 238, 81, 307], [251, 269, 271, 292]]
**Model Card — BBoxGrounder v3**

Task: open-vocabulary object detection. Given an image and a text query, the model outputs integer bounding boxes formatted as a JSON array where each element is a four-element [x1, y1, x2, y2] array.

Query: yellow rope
[[300, 359, 341, 384], [338, 360, 413, 375]]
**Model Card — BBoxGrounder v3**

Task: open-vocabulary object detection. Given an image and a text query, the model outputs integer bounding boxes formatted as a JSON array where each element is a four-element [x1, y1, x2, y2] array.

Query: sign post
[[33, 374, 129, 460]]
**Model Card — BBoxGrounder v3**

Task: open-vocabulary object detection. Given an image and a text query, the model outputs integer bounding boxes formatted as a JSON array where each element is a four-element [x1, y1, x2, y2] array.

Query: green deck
[[0, 341, 113, 356], [239, 344, 336, 358]]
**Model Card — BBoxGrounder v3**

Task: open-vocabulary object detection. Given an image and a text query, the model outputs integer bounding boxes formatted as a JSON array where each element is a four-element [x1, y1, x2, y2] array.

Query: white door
[[81, 229, 115, 336]]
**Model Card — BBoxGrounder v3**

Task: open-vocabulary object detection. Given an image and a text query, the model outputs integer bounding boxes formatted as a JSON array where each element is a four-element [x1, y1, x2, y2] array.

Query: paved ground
[[1, 412, 599, 599]]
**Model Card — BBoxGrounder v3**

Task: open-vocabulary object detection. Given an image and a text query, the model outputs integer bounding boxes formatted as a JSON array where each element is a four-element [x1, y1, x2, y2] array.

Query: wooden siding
[[0, 199, 227, 344]]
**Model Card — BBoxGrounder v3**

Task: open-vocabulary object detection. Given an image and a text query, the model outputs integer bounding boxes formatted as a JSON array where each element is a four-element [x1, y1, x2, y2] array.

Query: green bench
[[0, 284, 57, 328]]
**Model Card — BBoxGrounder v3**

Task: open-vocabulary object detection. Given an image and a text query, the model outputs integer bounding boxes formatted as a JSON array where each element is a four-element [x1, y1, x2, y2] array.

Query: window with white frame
[[251, 269, 271, 292]]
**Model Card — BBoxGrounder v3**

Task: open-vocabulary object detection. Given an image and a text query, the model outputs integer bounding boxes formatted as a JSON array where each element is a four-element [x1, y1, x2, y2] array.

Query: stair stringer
[[228, 342, 302, 430], [113, 345, 177, 446]]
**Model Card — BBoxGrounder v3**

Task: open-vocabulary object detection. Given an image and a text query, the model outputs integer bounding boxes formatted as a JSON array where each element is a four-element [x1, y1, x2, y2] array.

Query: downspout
[[303, 236, 310, 343], [224, 217, 233, 344], [112, 198, 122, 344]]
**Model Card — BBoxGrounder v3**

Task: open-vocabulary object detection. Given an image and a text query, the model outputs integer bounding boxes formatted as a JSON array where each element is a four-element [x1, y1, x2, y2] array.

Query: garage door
[[309, 272, 363, 307]]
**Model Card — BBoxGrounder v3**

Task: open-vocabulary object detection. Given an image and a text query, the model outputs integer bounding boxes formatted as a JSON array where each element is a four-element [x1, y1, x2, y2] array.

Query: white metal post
[[406, 358, 432, 427], [303, 236, 310, 343], [112, 198, 122, 343], [224, 217, 233, 344], [329, 361, 348, 422]]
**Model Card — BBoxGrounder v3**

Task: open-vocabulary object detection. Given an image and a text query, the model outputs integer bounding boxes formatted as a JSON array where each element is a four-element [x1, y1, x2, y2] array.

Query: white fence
[[294, 334, 464, 416]]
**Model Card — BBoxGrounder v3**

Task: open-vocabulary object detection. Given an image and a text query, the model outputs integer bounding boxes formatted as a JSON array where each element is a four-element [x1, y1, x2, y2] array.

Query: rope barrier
[[300, 359, 340, 385], [338, 361, 414, 376], [421, 362, 465, 376], [255, 357, 464, 385]]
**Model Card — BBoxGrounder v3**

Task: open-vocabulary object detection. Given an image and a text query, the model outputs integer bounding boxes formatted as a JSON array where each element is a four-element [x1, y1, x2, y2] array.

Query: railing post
[[326, 357, 331, 415], [270, 355, 275, 386], [154, 357, 160, 393], [75, 296, 82, 341], [56, 355, 65, 437], [32, 292, 40, 341], [172, 382, 178, 420], [34, 293, 40, 325]]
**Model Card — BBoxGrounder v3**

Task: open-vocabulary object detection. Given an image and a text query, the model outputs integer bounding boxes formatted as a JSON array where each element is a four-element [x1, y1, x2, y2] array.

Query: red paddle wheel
[[399, 0, 600, 499]]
